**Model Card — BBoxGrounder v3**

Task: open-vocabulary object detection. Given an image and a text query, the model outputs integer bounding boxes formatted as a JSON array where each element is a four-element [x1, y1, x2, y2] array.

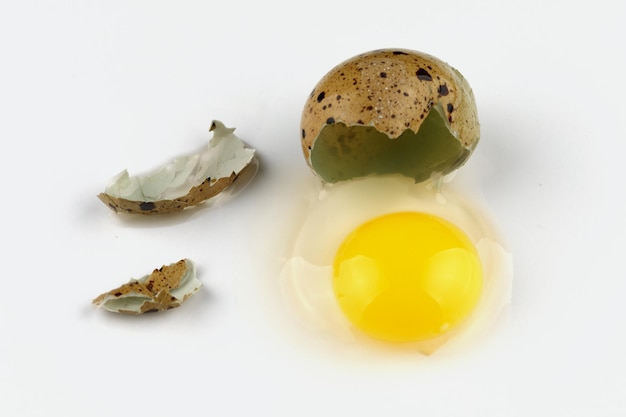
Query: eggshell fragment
[[301, 49, 480, 183], [98, 121, 256, 215], [92, 259, 201, 314]]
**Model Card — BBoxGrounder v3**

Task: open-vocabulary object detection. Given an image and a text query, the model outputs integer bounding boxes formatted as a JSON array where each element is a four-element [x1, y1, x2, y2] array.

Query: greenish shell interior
[[310, 107, 470, 183]]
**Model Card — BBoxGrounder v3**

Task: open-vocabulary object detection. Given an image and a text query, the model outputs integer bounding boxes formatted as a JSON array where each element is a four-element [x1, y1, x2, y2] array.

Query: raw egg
[[281, 49, 511, 354], [280, 175, 511, 353]]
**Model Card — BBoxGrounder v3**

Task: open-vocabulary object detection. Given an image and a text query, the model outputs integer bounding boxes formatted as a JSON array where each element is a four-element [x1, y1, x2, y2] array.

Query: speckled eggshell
[[98, 172, 239, 215], [300, 49, 479, 165], [92, 259, 200, 314]]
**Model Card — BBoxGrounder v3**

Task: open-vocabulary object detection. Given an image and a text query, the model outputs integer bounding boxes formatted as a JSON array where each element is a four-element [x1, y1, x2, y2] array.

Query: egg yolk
[[333, 212, 483, 343]]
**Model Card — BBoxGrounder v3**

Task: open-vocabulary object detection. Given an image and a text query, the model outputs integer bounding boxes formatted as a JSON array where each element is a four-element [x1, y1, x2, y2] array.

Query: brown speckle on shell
[[139, 202, 156, 211], [416, 68, 433, 81]]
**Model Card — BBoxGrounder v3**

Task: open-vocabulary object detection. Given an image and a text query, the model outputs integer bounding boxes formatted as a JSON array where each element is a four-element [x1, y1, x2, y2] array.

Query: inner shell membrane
[[310, 107, 469, 183]]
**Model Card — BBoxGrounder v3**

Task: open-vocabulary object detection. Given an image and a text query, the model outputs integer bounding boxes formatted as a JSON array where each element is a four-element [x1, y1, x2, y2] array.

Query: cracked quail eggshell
[[98, 120, 256, 215], [92, 259, 201, 314], [300, 49, 480, 183]]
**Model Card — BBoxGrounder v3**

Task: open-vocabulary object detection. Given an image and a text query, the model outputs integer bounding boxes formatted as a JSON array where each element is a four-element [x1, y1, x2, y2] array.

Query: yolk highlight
[[333, 212, 483, 343]]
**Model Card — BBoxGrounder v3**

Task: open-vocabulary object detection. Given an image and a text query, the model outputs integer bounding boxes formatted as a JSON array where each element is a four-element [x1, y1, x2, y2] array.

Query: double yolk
[[333, 211, 483, 343]]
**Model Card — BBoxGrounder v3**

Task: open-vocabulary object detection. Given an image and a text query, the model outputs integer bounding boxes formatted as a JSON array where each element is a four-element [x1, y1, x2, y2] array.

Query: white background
[[1, 0, 625, 416]]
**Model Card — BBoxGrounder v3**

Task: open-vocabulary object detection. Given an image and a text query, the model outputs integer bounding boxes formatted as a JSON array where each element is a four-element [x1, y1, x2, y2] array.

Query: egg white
[[279, 174, 512, 355]]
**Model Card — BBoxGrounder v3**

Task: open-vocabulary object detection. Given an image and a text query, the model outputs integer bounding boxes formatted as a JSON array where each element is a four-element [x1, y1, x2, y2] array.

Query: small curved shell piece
[[300, 49, 480, 183], [98, 121, 256, 215], [92, 259, 201, 314]]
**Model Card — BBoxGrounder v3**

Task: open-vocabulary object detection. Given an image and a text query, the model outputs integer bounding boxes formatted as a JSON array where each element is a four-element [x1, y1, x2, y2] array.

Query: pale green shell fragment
[[104, 121, 255, 202], [93, 259, 201, 314]]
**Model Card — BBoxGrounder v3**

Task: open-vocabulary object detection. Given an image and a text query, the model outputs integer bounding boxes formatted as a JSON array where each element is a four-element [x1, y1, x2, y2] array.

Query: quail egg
[[301, 48, 479, 184], [281, 49, 511, 354], [280, 175, 511, 354]]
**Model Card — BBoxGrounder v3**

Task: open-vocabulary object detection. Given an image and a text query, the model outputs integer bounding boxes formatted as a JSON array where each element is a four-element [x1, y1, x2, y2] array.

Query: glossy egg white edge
[[279, 175, 513, 355]]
